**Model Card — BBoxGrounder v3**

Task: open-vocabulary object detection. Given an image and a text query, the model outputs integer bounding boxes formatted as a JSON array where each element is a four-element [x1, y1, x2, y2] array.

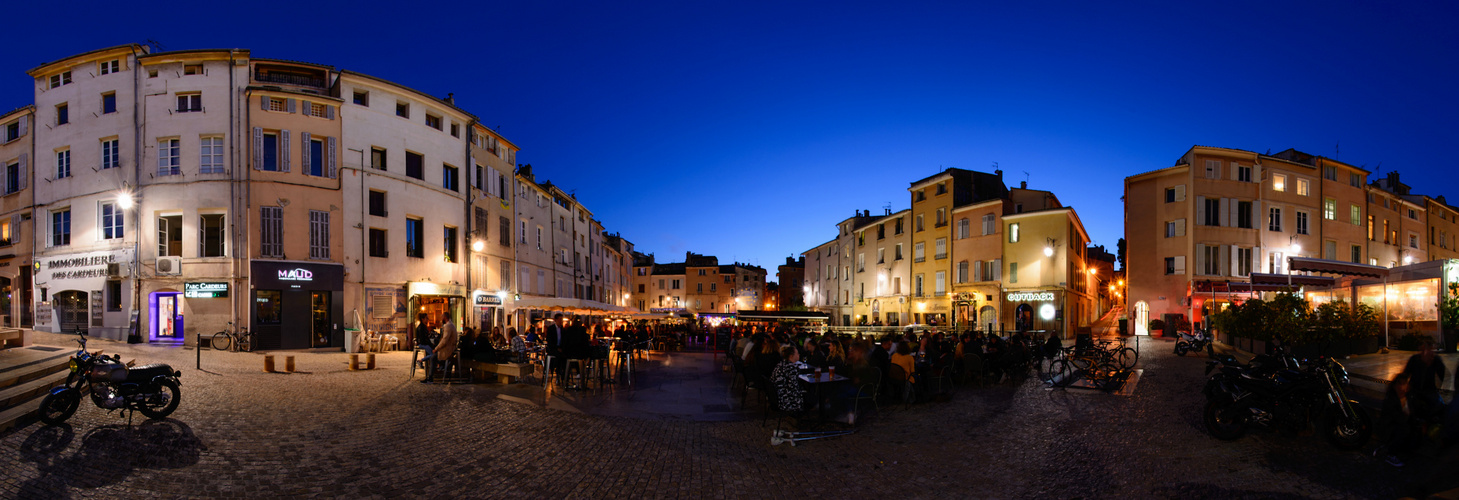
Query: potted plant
[[1148, 318, 1166, 338], [1441, 283, 1459, 353]]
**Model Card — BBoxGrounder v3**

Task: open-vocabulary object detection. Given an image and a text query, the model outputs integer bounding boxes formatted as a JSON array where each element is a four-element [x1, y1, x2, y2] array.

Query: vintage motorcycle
[[1202, 348, 1369, 450], [38, 331, 182, 425], [1174, 329, 1213, 356]]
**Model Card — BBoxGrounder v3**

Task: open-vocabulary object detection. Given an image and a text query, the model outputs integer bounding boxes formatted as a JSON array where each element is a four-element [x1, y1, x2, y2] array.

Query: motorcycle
[[1202, 348, 1369, 450], [1174, 330, 1213, 357], [38, 331, 182, 425]]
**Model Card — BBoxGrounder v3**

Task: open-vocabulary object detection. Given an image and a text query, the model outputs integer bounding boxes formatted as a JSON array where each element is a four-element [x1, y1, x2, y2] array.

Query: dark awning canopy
[[1248, 273, 1337, 287], [735, 310, 830, 322], [1193, 280, 1302, 294], [1287, 257, 1390, 279]]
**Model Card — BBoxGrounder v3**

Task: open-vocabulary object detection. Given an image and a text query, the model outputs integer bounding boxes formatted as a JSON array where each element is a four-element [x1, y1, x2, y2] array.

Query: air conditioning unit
[[106, 262, 128, 278], [156, 256, 182, 275]]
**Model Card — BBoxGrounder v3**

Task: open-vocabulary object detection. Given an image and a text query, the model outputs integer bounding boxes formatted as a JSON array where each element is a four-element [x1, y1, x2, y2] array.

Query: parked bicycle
[[211, 321, 253, 352]]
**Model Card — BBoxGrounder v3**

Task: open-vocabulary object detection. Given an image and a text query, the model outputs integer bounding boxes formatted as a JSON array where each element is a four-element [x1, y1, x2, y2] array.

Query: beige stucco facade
[[0, 106, 35, 329]]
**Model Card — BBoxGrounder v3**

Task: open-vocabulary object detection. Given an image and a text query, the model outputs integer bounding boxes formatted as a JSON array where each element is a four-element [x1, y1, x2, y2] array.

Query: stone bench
[[0, 329, 24, 349], [466, 360, 530, 384]]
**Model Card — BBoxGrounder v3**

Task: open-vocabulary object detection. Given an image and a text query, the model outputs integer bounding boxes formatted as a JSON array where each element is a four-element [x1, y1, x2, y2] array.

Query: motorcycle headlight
[[68, 359, 78, 373], [1332, 360, 1350, 386]]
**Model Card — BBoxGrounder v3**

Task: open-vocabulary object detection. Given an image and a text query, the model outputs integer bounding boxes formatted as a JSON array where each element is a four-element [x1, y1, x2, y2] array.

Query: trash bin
[[344, 328, 363, 353], [1118, 319, 1128, 336]]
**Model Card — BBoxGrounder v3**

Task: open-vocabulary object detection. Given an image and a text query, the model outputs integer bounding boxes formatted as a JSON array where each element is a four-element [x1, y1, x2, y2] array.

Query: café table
[[797, 370, 850, 415]]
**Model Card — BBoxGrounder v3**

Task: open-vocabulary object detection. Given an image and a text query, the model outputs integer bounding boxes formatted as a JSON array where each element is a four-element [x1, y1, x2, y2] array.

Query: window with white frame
[[914, 242, 925, 262], [957, 218, 969, 239], [934, 238, 946, 259], [51, 208, 70, 246], [49, 71, 71, 89], [1297, 179, 1310, 196], [935, 271, 946, 296], [982, 214, 995, 235], [200, 137, 224, 173], [55, 149, 71, 179], [99, 60, 120, 75], [4, 160, 18, 194], [158, 139, 180, 175], [1269, 207, 1282, 232], [101, 139, 119, 169], [1272, 173, 1286, 192], [1297, 211, 1309, 235], [200, 213, 225, 257], [1008, 223, 1020, 243], [1238, 165, 1252, 182], [310, 210, 330, 259], [268, 98, 288, 112], [176, 93, 202, 113], [100, 202, 123, 240], [1236, 247, 1252, 276]]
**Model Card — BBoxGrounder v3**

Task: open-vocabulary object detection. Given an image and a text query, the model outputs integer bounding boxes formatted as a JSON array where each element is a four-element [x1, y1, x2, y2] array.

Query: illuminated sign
[[475, 295, 502, 305], [278, 269, 314, 281], [1006, 291, 1056, 302], [184, 282, 230, 298]]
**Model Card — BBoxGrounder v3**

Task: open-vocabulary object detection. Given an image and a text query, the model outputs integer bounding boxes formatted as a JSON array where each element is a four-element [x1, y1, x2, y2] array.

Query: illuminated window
[[1273, 174, 1286, 192]]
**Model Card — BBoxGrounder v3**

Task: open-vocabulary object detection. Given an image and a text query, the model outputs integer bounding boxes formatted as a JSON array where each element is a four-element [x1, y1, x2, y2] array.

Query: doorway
[[55, 291, 89, 334], [1014, 304, 1033, 332], [311, 291, 332, 348], [151, 291, 183, 339], [979, 305, 996, 332], [1134, 301, 1150, 336]]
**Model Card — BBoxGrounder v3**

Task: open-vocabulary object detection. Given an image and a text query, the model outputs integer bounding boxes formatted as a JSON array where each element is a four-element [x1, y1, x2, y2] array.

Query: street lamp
[[472, 240, 485, 252], [119, 188, 141, 344]]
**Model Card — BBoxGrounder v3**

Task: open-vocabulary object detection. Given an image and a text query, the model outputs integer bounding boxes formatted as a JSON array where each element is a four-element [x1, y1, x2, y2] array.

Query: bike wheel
[[238, 331, 252, 352], [1322, 404, 1372, 451], [38, 388, 80, 425], [1046, 359, 1072, 387], [1092, 361, 1121, 391], [211, 332, 232, 352], [139, 379, 181, 419], [1117, 347, 1138, 369], [1203, 400, 1246, 440]]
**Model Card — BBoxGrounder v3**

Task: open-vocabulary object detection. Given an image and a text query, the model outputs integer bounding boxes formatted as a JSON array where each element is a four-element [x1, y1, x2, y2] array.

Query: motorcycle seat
[[126, 363, 175, 382]]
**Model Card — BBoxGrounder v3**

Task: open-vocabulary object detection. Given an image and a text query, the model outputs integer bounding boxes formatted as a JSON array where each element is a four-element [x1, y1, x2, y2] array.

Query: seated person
[[508, 328, 527, 362], [771, 345, 806, 413]]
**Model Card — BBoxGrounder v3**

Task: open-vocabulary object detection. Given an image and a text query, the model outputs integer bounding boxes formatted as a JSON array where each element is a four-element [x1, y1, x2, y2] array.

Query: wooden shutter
[[1229, 245, 1239, 277], [1253, 164, 1262, 183], [993, 258, 1002, 280], [1174, 184, 1185, 201], [197, 215, 204, 257], [1174, 256, 1186, 274], [1219, 245, 1230, 276], [326, 105, 335, 120], [1230, 162, 1239, 181], [17, 116, 27, 137], [327, 136, 337, 179], [1220, 198, 1231, 227], [1175, 218, 1185, 237], [260, 96, 268, 111], [286, 99, 296, 113], [973, 260, 982, 282], [18, 153, 26, 190], [281, 130, 291, 172], [301, 132, 312, 174], [252, 127, 263, 170], [1253, 246, 1261, 276], [1195, 244, 1206, 275], [301, 100, 312, 116], [1252, 201, 1262, 229], [1196, 196, 1205, 225]]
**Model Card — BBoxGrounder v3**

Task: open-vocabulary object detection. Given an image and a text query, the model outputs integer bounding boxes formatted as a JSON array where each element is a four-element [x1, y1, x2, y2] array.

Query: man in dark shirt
[[545, 313, 568, 378], [1402, 338, 1448, 422], [869, 337, 891, 376]]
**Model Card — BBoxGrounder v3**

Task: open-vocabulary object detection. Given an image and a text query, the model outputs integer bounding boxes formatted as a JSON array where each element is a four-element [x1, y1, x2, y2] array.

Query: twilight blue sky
[[4, 1, 1456, 277]]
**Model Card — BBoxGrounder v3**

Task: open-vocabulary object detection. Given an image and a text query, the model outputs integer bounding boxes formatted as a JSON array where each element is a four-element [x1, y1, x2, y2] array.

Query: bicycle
[[211, 321, 253, 352], [1043, 346, 1121, 390]]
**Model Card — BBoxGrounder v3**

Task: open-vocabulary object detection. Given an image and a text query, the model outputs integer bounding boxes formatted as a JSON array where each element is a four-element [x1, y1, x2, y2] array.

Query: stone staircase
[[0, 345, 74, 432]]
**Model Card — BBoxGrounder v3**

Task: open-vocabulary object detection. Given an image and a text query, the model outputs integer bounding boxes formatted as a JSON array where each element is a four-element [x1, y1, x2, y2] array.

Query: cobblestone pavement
[[1, 332, 1454, 499]]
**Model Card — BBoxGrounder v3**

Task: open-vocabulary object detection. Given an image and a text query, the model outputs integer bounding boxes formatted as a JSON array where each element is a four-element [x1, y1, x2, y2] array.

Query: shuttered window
[[261, 207, 283, 257], [309, 210, 329, 259]]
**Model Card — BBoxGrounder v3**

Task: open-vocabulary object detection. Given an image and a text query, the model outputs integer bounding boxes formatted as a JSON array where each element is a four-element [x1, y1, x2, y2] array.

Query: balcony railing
[[914, 257, 925, 263], [934, 253, 947, 260], [255, 71, 326, 88]]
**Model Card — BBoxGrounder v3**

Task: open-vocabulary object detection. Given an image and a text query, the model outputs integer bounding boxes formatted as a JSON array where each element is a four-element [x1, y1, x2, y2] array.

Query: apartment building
[[850, 209, 910, 326], [1124, 145, 1450, 335], [907, 168, 1007, 326], [0, 106, 34, 328], [950, 199, 1004, 331], [466, 123, 518, 331], [776, 256, 805, 309]]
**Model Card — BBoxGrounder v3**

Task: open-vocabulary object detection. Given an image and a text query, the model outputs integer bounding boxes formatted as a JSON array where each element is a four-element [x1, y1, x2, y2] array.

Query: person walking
[[424, 313, 458, 383]]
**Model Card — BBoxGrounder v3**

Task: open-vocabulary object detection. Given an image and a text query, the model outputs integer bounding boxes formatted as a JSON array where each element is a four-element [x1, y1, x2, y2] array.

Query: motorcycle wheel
[[139, 379, 181, 419], [1175, 344, 1188, 356], [1322, 404, 1372, 451], [1203, 400, 1246, 440], [38, 388, 81, 426]]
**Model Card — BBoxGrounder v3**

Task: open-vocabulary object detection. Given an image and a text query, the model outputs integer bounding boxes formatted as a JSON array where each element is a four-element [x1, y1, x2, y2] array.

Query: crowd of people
[[728, 326, 1057, 423], [412, 312, 666, 384]]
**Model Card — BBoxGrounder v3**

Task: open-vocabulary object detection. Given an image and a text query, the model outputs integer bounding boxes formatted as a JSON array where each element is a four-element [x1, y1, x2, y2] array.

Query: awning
[[1287, 257, 1390, 279], [1249, 273, 1337, 287], [513, 297, 637, 315], [735, 310, 830, 322], [1193, 280, 1303, 293]]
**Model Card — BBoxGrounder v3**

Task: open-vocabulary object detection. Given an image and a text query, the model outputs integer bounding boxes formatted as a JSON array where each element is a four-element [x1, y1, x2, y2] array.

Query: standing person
[[415, 313, 434, 380], [1402, 339, 1448, 423], [425, 312, 458, 383], [546, 313, 568, 378], [1375, 373, 1416, 467]]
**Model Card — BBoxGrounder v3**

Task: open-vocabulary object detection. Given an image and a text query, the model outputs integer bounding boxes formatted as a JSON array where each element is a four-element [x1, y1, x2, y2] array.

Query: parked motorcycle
[[38, 331, 182, 425], [1174, 330, 1213, 356], [1202, 349, 1369, 450]]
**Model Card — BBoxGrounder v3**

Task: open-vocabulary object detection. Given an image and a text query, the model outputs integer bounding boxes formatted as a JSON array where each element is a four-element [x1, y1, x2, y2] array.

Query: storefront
[[472, 290, 507, 333], [250, 261, 343, 350], [33, 249, 134, 340], [407, 281, 464, 336], [0, 252, 31, 328], [1002, 289, 1064, 337]]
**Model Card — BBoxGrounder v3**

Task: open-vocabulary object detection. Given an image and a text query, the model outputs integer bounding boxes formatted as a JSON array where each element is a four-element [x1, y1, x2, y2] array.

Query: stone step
[[0, 345, 74, 390], [0, 370, 69, 411], [0, 396, 44, 433]]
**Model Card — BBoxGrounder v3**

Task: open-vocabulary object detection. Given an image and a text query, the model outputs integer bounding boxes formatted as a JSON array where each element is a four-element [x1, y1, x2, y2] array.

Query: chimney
[[995, 169, 1003, 179], [445, 93, 455, 104], [1020, 181, 1027, 189]]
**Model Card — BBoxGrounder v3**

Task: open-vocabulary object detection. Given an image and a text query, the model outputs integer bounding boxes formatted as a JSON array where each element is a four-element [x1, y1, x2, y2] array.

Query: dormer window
[[425, 114, 441, 130], [49, 71, 72, 89], [184, 64, 203, 75]]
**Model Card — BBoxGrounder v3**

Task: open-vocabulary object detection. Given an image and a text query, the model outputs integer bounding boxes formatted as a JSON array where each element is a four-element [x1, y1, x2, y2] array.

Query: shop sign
[[1006, 291, 1056, 302], [42, 249, 132, 282], [650, 308, 686, 313], [475, 295, 502, 305], [184, 282, 230, 298], [35, 302, 51, 324], [278, 269, 314, 281]]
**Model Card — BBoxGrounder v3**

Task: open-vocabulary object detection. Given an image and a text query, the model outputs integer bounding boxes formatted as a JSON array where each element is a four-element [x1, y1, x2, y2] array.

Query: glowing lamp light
[[495, 290, 508, 300], [1291, 243, 1302, 254], [472, 241, 485, 252], [1043, 246, 1054, 257], [117, 192, 134, 210], [1403, 256, 1413, 265], [1039, 303, 1056, 320], [1088, 268, 1097, 275]]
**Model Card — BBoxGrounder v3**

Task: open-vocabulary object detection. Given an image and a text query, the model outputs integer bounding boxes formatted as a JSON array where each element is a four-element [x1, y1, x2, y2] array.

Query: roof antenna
[[1335, 142, 1339, 161], [145, 39, 167, 52], [1023, 171, 1031, 185]]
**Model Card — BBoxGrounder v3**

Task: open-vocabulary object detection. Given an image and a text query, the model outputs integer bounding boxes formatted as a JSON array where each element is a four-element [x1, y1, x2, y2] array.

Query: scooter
[[1175, 330, 1213, 357]]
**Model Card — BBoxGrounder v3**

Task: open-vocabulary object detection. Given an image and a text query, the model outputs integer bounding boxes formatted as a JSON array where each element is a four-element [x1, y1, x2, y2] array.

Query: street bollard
[[264, 355, 275, 373], [349, 354, 360, 371], [366, 353, 376, 370], [285, 356, 295, 373]]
